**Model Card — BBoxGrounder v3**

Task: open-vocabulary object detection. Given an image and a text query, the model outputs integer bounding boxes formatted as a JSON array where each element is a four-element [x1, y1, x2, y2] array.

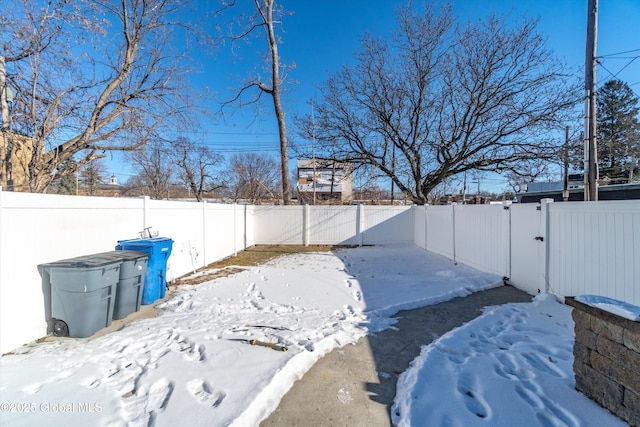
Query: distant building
[[1, 131, 34, 192], [519, 173, 640, 203], [525, 174, 584, 193], [77, 175, 123, 197], [297, 159, 353, 204]]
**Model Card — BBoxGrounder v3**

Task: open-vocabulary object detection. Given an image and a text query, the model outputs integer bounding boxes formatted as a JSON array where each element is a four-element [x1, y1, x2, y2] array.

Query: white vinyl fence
[[414, 200, 639, 305], [251, 205, 414, 246], [0, 192, 252, 354], [545, 200, 640, 304], [1, 187, 638, 354]]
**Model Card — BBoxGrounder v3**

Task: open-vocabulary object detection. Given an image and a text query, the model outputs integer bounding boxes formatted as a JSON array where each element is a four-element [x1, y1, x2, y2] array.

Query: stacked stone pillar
[[566, 297, 640, 426]]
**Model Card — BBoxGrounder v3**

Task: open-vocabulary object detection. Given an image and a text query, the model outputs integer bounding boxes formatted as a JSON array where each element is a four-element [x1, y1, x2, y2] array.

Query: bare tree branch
[[217, 0, 292, 204], [1, 0, 197, 192], [298, 4, 579, 204]]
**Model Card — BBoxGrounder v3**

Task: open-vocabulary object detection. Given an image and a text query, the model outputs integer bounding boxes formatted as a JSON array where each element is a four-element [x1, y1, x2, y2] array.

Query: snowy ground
[[0, 245, 626, 426]]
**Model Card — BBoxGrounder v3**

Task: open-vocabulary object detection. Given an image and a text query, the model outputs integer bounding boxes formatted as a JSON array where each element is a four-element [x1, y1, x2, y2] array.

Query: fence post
[[452, 203, 457, 264], [202, 200, 208, 262], [142, 196, 150, 231], [504, 200, 512, 282], [243, 204, 248, 250], [539, 198, 554, 294], [356, 203, 363, 246], [303, 204, 309, 246], [424, 205, 428, 251]]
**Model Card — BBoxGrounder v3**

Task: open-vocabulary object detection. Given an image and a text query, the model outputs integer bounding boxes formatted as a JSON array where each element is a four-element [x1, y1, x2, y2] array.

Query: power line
[[163, 130, 280, 137], [597, 59, 640, 98], [597, 48, 640, 58], [597, 56, 639, 80]]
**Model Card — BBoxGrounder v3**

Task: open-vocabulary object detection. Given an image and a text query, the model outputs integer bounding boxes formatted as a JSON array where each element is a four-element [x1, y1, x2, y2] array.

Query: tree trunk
[[1, 56, 10, 189], [264, 0, 290, 204]]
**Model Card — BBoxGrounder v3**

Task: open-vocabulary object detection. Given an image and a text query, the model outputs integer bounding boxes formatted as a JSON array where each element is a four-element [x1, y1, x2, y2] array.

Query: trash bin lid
[[115, 250, 149, 261], [38, 256, 119, 270], [90, 250, 148, 263]]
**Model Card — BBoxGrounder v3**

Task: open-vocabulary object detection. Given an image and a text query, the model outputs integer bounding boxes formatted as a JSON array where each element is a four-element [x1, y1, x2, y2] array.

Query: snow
[[392, 293, 625, 426], [575, 294, 640, 321], [0, 245, 625, 426]]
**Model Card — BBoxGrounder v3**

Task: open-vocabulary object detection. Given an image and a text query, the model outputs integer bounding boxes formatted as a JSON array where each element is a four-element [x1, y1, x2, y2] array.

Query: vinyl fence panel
[[145, 199, 207, 279], [307, 205, 360, 245], [546, 201, 640, 306], [453, 204, 510, 278], [252, 206, 304, 245], [426, 205, 455, 259], [413, 206, 427, 249], [361, 206, 414, 245]]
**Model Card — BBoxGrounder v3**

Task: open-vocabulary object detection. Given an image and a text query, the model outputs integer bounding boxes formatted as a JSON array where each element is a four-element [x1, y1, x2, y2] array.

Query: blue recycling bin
[[116, 238, 173, 305]]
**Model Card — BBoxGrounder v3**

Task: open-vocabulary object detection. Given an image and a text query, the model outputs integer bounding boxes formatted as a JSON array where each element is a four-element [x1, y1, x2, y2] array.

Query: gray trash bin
[[108, 251, 148, 319], [38, 255, 121, 338]]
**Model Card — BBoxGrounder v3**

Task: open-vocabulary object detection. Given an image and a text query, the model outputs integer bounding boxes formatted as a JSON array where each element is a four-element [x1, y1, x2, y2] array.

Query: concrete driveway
[[261, 285, 533, 427]]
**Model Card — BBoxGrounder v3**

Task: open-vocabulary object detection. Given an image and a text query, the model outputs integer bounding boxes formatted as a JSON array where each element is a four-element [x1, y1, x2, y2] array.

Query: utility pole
[[390, 143, 395, 204], [563, 126, 570, 201], [462, 171, 466, 204], [311, 101, 316, 205], [584, 0, 599, 201]]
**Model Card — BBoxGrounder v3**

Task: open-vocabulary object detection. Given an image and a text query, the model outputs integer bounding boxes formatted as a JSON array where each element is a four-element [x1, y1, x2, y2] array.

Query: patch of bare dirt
[[174, 245, 352, 286]]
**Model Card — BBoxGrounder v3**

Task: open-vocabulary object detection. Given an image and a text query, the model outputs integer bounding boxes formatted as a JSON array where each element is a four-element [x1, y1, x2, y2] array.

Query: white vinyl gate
[[510, 203, 544, 295]]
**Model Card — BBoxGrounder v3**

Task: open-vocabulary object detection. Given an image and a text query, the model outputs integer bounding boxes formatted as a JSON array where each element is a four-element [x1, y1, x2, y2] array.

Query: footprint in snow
[[515, 380, 580, 427], [521, 352, 565, 378], [457, 373, 491, 419], [352, 290, 361, 301], [187, 379, 226, 407], [182, 343, 207, 363], [22, 369, 75, 395], [120, 378, 173, 425], [147, 378, 173, 412]]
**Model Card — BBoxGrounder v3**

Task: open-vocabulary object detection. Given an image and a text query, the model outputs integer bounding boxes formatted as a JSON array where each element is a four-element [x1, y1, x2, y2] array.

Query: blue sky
[[106, 0, 640, 193]]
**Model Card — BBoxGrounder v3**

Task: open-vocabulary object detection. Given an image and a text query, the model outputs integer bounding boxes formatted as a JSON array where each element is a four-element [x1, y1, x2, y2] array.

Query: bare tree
[[127, 141, 174, 199], [225, 152, 280, 204], [1, 0, 195, 193], [171, 137, 224, 201], [298, 4, 578, 205], [80, 159, 108, 196], [217, 0, 293, 204]]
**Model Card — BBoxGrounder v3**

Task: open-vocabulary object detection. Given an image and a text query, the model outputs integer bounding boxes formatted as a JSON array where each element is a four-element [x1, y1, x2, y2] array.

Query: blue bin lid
[[116, 238, 173, 253], [117, 237, 173, 247]]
